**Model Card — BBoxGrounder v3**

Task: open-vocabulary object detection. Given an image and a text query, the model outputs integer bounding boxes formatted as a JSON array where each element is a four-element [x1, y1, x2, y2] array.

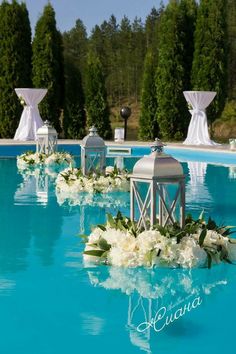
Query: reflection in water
[[229, 166, 236, 179], [87, 266, 229, 354], [0, 278, 15, 295], [186, 161, 212, 211], [80, 313, 105, 336], [15, 168, 57, 206], [0, 160, 65, 273]]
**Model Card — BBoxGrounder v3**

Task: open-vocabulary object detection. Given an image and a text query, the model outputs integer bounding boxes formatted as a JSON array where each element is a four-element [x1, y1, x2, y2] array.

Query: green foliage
[[81, 211, 235, 268], [63, 19, 88, 138], [89, 14, 146, 105], [219, 100, 236, 122], [63, 19, 88, 85], [0, 0, 32, 137], [139, 50, 159, 140], [32, 3, 64, 133], [191, 0, 227, 123], [156, 0, 197, 140], [227, 0, 236, 100], [85, 52, 112, 139], [63, 57, 86, 138], [145, 5, 164, 51]]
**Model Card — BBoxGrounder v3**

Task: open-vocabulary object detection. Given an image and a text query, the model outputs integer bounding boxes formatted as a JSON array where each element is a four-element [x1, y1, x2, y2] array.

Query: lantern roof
[[81, 126, 105, 148], [132, 138, 183, 179], [36, 120, 57, 136]]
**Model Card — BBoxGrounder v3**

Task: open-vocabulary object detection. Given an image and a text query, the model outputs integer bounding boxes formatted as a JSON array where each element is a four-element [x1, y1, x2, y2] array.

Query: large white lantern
[[36, 120, 57, 154], [130, 139, 185, 230], [81, 126, 106, 175]]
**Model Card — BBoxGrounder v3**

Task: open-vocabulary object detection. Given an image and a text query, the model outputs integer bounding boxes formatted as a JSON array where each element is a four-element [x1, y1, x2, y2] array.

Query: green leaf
[[199, 228, 207, 247], [207, 217, 217, 230], [207, 253, 212, 269], [198, 210, 205, 221], [107, 213, 115, 228], [97, 224, 106, 231], [83, 250, 105, 257], [98, 238, 111, 251]]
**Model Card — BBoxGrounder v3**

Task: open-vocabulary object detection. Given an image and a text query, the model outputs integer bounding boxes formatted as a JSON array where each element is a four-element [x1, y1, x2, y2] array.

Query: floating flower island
[[55, 166, 130, 206], [83, 212, 236, 269], [17, 151, 74, 170]]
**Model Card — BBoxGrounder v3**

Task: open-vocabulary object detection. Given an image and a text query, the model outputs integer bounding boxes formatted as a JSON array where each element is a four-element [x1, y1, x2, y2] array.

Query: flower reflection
[[87, 266, 229, 354]]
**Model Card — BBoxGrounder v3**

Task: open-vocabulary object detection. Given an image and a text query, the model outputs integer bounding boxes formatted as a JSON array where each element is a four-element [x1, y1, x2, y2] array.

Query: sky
[[22, 0, 166, 35]]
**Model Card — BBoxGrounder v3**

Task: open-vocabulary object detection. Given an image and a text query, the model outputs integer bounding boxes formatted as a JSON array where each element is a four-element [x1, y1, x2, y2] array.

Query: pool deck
[[0, 139, 234, 154]]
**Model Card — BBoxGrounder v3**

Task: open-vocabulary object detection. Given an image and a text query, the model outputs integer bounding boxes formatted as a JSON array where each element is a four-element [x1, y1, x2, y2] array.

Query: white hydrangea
[[176, 237, 206, 268], [55, 167, 130, 195], [108, 247, 139, 267]]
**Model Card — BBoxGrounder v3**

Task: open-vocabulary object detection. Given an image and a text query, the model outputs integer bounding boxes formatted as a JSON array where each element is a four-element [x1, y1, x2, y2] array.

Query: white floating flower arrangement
[[17, 151, 74, 171], [82, 212, 236, 269], [55, 165, 130, 205]]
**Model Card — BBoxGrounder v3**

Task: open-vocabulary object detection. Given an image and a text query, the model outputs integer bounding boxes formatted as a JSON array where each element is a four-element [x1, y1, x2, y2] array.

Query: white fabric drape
[[183, 91, 218, 146], [14, 88, 47, 141]]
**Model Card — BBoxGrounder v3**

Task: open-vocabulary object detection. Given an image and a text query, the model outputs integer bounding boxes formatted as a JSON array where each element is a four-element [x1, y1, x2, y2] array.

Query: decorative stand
[[14, 88, 47, 141], [183, 91, 218, 145]]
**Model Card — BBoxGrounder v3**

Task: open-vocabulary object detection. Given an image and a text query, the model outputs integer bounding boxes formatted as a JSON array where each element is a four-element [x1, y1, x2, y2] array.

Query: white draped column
[[14, 88, 47, 141], [183, 91, 218, 146]]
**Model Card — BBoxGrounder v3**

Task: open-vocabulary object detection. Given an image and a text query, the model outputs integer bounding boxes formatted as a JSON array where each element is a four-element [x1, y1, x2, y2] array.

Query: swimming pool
[[0, 150, 236, 354]]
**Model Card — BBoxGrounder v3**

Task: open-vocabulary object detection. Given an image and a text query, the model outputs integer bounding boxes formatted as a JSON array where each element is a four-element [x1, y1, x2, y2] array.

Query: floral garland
[[56, 166, 130, 197], [17, 151, 74, 170], [82, 212, 236, 269]]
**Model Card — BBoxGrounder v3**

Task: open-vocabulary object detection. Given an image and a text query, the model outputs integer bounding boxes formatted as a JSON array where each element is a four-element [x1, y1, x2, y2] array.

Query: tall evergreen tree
[[63, 57, 86, 138], [131, 17, 146, 102], [226, 0, 236, 100], [85, 52, 112, 139], [0, 0, 32, 137], [63, 19, 87, 138], [145, 4, 164, 51], [191, 0, 227, 123], [139, 50, 158, 140], [32, 3, 64, 133], [156, 0, 197, 140], [63, 19, 88, 85]]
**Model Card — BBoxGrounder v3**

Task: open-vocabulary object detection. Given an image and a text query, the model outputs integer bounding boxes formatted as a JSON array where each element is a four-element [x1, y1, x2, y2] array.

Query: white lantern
[[81, 126, 106, 175], [130, 138, 185, 230], [36, 121, 57, 155]]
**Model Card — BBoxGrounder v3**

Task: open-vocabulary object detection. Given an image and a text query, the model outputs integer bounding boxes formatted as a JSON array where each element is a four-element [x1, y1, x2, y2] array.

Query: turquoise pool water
[[0, 154, 236, 354]]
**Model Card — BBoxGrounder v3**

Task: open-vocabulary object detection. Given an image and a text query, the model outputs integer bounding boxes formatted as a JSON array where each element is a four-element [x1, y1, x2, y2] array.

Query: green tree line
[[0, 0, 234, 141]]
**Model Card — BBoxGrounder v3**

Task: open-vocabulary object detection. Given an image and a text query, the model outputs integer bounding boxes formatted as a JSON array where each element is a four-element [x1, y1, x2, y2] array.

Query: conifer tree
[[156, 0, 197, 140], [227, 0, 236, 100], [0, 0, 32, 137], [63, 19, 88, 85], [191, 0, 227, 123], [63, 57, 86, 138], [85, 52, 112, 139], [32, 3, 64, 133], [139, 50, 158, 140], [63, 19, 87, 138]]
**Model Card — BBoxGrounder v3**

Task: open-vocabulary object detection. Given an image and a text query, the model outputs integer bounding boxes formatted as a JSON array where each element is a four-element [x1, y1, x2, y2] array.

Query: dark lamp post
[[120, 106, 131, 140]]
